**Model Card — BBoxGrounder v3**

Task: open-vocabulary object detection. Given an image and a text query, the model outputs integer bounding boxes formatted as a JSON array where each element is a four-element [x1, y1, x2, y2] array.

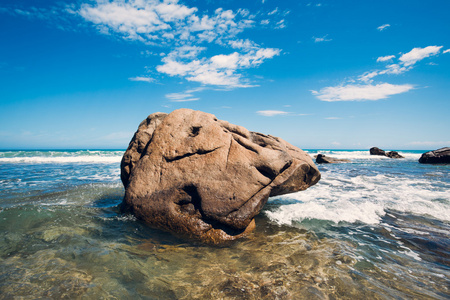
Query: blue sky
[[0, 0, 449, 150]]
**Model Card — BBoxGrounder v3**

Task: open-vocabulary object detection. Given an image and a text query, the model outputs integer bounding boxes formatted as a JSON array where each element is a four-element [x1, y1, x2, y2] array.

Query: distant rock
[[370, 147, 404, 159], [418, 147, 450, 164], [369, 147, 386, 156], [315, 154, 351, 164], [386, 151, 404, 159], [120, 109, 321, 243]]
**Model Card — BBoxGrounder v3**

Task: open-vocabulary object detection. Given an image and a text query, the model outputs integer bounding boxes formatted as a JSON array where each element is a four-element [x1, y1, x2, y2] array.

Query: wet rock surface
[[369, 147, 386, 156], [120, 109, 320, 243], [315, 154, 351, 164], [386, 151, 404, 159], [369, 147, 404, 159], [419, 147, 450, 164]]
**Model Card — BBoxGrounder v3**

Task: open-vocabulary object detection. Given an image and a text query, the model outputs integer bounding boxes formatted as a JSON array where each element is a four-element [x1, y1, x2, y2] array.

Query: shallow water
[[0, 150, 449, 299]]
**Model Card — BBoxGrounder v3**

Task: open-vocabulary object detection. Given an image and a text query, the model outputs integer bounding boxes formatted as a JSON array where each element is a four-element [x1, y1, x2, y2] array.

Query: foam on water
[[0, 150, 123, 164], [266, 155, 450, 226], [305, 149, 422, 161]]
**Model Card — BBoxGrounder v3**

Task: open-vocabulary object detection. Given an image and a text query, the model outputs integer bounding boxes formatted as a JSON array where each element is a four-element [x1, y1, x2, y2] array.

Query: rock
[[370, 147, 404, 159], [315, 154, 351, 164], [369, 147, 386, 156], [419, 147, 450, 164], [386, 151, 404, 159], [120, 109, 320, 243]]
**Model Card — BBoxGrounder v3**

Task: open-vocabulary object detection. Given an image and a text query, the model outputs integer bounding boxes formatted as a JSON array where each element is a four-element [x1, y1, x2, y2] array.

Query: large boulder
[[419, 147, 450, 164], [121, 109, 320, 243]]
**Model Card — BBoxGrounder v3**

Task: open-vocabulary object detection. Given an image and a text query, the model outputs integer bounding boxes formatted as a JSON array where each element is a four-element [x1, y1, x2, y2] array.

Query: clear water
[[0, 149, 448, 299]]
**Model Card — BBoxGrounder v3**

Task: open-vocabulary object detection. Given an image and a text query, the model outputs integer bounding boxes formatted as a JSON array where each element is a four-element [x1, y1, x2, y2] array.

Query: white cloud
[[359, 63, 411, 82], [170, 45, 206, 59], [260, 19, 269, 25], [157, 47, 280, 87], [357, 45, 444, 84], [312, 83, 414, 102], [77, 1, 255, 46], [229, 39, 258, 50], [313, 35, 332, 43], [325, 117, 341, 120], [376, 55, 395, 62], [75, 0, 282, 89], [314, 45, 445, 101], [170, 98, 200, 102], [165, 91, 201, 102], [275, 19, 286, 29], [444, 49, 450, 54], [128, 76, 155, 82], [377, 24, 390, 31], [268, 8, 278, 15], [257, 110, 289, 116], [399, 46, 443, 66], [165, 92, 194, 100]]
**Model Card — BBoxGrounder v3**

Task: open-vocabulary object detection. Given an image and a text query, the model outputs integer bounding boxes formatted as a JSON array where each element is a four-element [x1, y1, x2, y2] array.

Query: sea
[[0, 149, 448, 299]]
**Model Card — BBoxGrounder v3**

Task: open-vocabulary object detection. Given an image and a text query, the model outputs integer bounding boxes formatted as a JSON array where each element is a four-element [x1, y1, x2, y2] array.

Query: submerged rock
[[419, 147, 450, 164], [120, 109, 320, 243], [315, 154, 351, 164], [369, 147, 404, 159]]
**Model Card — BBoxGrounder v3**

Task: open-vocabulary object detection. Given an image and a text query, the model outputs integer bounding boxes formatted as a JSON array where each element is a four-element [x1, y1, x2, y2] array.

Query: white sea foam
[[0, 150, 124, 164], [0, 156, 122, 164], [305, 150, 421, 161], [266, 168, 450, 226]]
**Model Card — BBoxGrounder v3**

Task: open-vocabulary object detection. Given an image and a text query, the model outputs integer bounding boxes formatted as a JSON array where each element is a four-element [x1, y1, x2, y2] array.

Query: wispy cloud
[[312, 83, 414, 102], [377, 24, 390, 31], [1, 1, 283, 90], [165, 91, 200, 102], [361, 46, 443, 82], [376, 55, 395, 62], [256, 110, 289, 116], [399, 46, 442, 66], [74, 0, 282, 89], [129, 76, 155, 82], [313, 45, 444, 102], [268, 8, 278, 15], [444, 49, 450, 54], [165, 86, 208, 102], [313, 35, 332, 43], [157, 48, 280, 87]]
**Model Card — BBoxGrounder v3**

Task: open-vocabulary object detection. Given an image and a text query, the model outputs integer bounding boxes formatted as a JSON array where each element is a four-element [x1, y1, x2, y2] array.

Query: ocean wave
[[0, 150, 124, 164], [305, 150, 422, 161], [266, 169, 450, 226]]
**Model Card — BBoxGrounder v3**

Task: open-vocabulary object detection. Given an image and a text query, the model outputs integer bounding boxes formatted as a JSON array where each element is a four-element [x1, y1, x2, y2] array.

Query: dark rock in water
[[370, 147, 386, 156], [419, 147, 450, 164], [120, 109, 321, 243], [370, 147, 404, 159], [386, 151, 404, 159], [315, 154, 351, 164]]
